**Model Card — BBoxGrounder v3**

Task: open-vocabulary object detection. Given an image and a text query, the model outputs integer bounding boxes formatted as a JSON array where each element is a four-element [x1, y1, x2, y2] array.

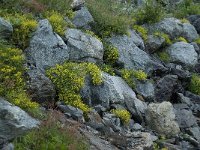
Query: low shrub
[[133, 0, 165, 25], [188, 74, 200, 95], [103, 43, 119, 64], [133, 25, 148, 42], [14, 111, 89, 150], [195, 38, 200, 44], [100, 64, 115, 76], [86, 0, 130, 37], [46, 62, 103, 113], [157, 51, 170, 63], [111, 109, 131, 124]]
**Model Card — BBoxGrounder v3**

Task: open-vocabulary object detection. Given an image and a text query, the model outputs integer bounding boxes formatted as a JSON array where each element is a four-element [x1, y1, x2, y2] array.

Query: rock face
[[64, 28, 104, 62], [155, 75, 179, 102], [72, 7, 94, 29], [25, 19, 69, 70], [108, 30, 154, 73], [0, 17, 13, 39], [146, 34, 165, 53], [26, 69, 56, 103], [149, 18, 199, 42], [81, 73, 147, 121], [166, 42, 198, 67], [0, 98, 39, 147], [145, 102, 180, 137]]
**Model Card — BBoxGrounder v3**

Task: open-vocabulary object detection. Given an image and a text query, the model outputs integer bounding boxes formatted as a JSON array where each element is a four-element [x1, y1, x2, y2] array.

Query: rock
[[25, 19, 69, 70], [81, 73, 147, 122], [102, 113, 121, 132], [191, 42, 200, 54], [166, 42, 198, 67], [135, 80, 155, 101], [176, 93, 192, 106], [187, 127, 200, 142], [0, 17, 13, 39], [72, 7, 94, 29], [26, 69, 56, 103], [107, 31, 154, 73], [148, 18, 199, 41], [188, 15, 200, 34], [71, 0, 85, 10], [0, 98, 39, 146], [155, 75, 179, 102], [130, 30, 145, 50], [64, 28, 103, 62], [174, 105, 197, 128], [57, 104, 84, 122], [86, 111, 104, 131], [145, 102, 180, 137], [146, 34, 165, 53], [1, 143, 14, 150], [182, 23, 199, 42]]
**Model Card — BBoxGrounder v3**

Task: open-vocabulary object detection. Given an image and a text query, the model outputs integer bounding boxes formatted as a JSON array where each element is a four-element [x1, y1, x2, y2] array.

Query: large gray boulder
[[72, 7, 94, 29], [0, 17, 13, 39], [107, 30, 154, 73], [26, 69, 56, 103], [64, 28, 104, 62], [149, 18, 199, 42], [0, 98, 39, 147], [166, 42, 198, 67], [25, 19, 69, 70], [81, 73, 147, 122], [145, 102, 180, 137]]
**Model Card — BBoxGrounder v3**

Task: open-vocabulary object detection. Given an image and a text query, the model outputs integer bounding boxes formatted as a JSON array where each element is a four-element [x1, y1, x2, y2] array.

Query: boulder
[[72, 7, 94, 29], [155, 75, 179, 102], [26, 69, 56, 103], [135, 80, 155, 101], [145, 102, 180, 137], [166, 42, 198, 67], [25, 19, 69, 70], [107, 31, 154, 73], [0, 17, 13, 39], [81, 73, 147, 122], [64, 28, 103, 62], [146, 34, 165, 53], [148, 18, 199, 42], [0, 98, 39, 147], [71, 0, 85, 10]]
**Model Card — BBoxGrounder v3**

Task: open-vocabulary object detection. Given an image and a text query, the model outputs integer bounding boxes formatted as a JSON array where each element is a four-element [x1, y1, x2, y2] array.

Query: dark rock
[[86, 111, 104, 131], [57, 104, 84, 122], [155, 75, 179, 102], [0, 17, 13, 39], [146, 34, 165, 53], [71, 0, 85, 10], [0, 98, 39, 147], [25, 19, 69, 70], [26, 69, 56, 103], [188, 15, 200, 34], [186, 127, 200, 143]]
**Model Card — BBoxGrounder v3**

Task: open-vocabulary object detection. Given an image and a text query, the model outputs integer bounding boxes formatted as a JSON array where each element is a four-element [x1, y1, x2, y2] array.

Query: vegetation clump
[[0, 41, 38, 109], [46, 62, 103, 113], [175, 37, 188, 43], [133, 25, 148, 42], [100, 64, 116, 76], [153, 32, 172, 46], [111, 109, 131, 124], [189, 74, 200, 95], [14, 111, 89, 150], [157, 51, 170, 63], [104, 44, 119, 64]]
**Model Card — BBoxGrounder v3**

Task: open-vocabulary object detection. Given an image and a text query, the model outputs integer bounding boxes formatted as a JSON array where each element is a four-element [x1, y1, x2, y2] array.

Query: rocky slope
[[0, 0, 200, 149]]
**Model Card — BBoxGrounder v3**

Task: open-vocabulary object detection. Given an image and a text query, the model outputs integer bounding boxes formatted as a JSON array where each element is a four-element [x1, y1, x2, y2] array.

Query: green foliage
[[157, 51, 170, 63], [175, 37, 188, 43], [154, 32, 172, 45], [86, 0, 130, 37], [100, 64, 115, 76], [121, 69, 147, 89], [4, 13, 37, 49], [172, 0, 200, 18], [195, 38, 200, 44], [84, 30, 102, 42], [46, 62, 103, 113], [44, 11, 67, 35], [188, 74, 200, 95], [104, 43, 119, 64], [180, 18, 190, 23], [14, 111, 89, 150], [133, 25, 148, 42], [134, 0, 165, 24], [111, 109, 131, 124], [0, 41, 38, 109]]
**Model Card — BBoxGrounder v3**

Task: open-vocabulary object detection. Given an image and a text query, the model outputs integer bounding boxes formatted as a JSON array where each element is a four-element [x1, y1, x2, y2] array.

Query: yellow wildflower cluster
[[46, 62, 103, 113], [104, 44, 119, 64], [111, 109, 131, 124], [5, 13, 37, 49]]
